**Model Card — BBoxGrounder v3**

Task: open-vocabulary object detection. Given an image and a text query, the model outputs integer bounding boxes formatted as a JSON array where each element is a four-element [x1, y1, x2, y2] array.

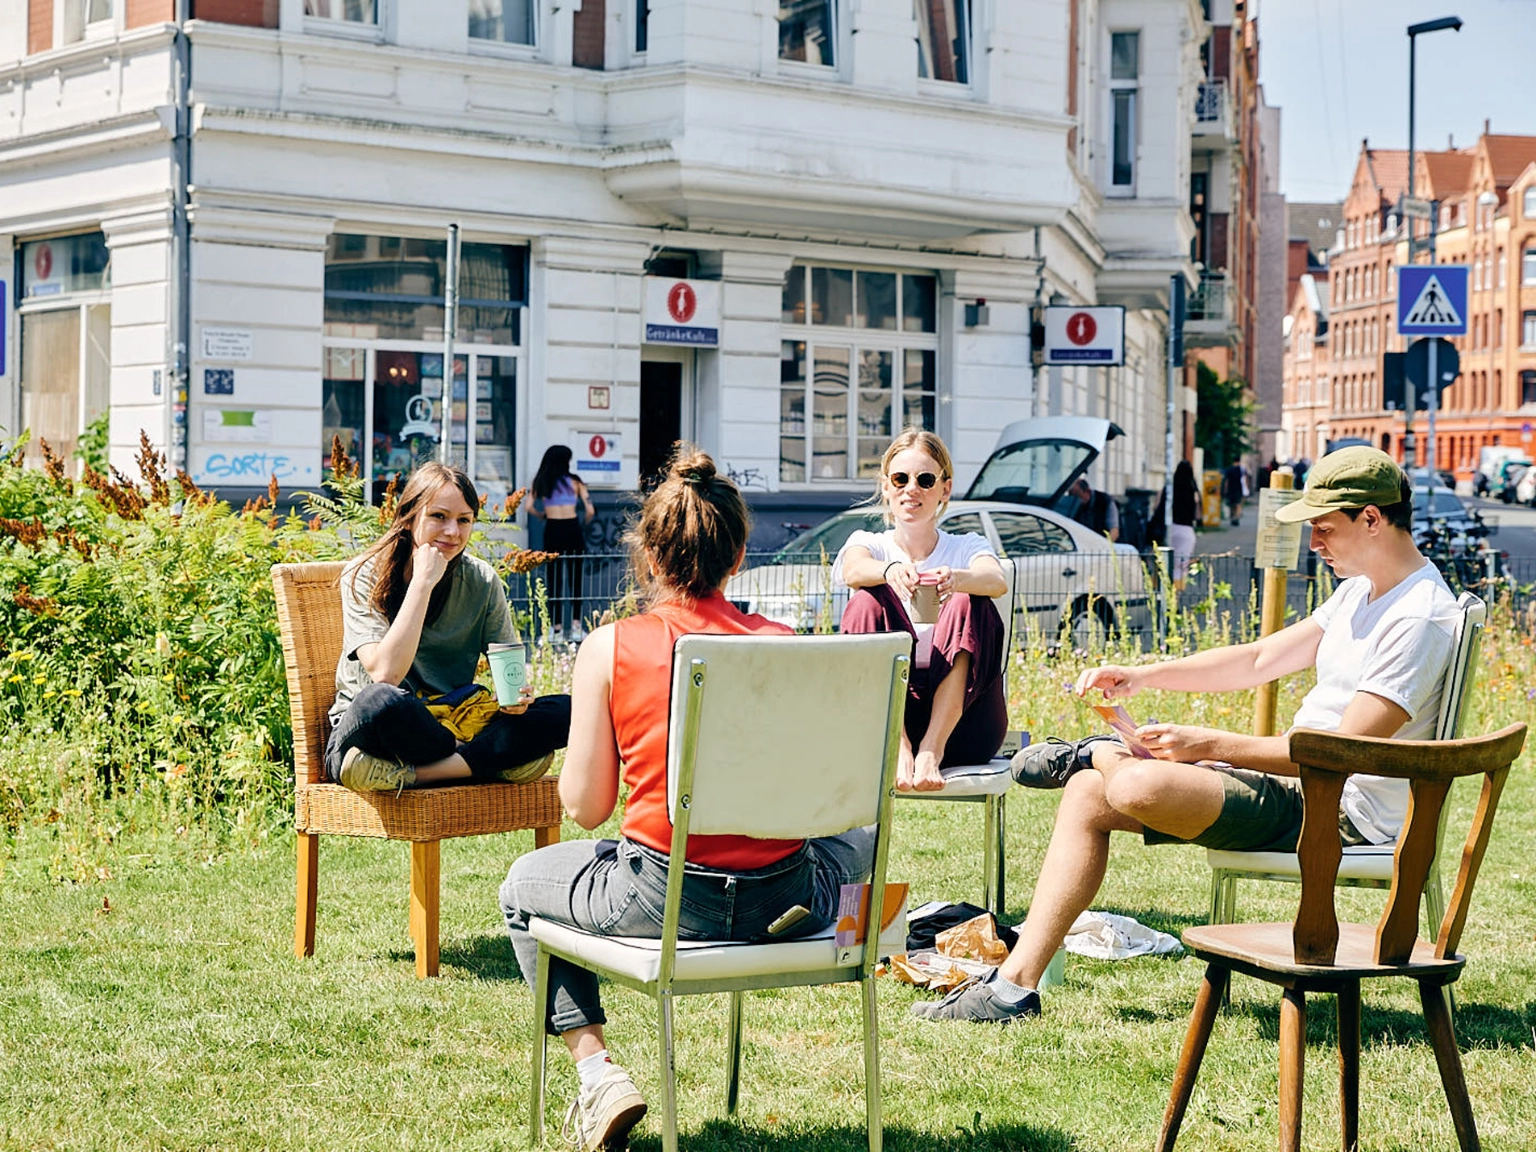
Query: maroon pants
[[841, 586, 1007, 766]]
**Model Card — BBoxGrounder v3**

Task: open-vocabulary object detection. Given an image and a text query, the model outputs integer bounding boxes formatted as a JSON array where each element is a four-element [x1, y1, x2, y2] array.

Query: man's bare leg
[[999, 742, 1226, 990]]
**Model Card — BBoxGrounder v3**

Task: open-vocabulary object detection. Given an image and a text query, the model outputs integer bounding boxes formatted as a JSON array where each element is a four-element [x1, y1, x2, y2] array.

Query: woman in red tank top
[[500, 446, 877, 1152]]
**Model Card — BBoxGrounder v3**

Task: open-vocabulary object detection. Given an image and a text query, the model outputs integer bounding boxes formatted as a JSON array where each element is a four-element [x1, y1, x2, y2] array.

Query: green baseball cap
[[1272, 446, 1406, 523]]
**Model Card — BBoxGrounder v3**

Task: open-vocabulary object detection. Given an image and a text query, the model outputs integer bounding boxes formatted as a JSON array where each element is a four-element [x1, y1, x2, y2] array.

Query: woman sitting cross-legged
[[499, 446, 877, 1152], [834, 427, 1009, 791], [326, 462, 571, 793]]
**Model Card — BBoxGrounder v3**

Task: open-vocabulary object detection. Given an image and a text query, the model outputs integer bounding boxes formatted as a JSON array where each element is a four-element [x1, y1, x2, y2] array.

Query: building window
[[322, 236, 529, 504], [916, 0, 971, 84], [779, 0, 836, 66], [1525, 187, 1536, 219], [1523, 311, 1536, 348], [17, 233, 112, 475], [63, 0, 114, 42], [469, 0, 535, 44], [1524, 371, 1536, 406], [1108, 32, 1138, 191], [635, 1, 649, 52], [305, 0, 378, 21], [1524, 246, 1536, 286], [780, 265, 939, 483]]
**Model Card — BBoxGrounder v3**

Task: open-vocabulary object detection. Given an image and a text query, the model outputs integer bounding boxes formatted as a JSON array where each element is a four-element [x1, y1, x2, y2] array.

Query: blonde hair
[[875, 427, 954, 525]]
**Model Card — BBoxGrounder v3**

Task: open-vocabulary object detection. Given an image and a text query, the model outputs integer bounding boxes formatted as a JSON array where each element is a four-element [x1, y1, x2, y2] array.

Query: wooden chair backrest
[[1288, 723, 1526, 967], [272, 562, 348, 789]]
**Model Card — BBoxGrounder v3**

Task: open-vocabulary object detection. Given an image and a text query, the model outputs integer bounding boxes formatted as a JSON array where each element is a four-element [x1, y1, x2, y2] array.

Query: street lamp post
[[1403, 16, 1461, 473]]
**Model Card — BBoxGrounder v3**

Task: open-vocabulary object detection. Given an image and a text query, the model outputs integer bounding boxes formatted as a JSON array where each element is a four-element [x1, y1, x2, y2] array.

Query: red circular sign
[[666, 281, 697, 324], [588, 435, 607, 459], [1066, 312, 1097, 346], [34, 244, 53, 281]]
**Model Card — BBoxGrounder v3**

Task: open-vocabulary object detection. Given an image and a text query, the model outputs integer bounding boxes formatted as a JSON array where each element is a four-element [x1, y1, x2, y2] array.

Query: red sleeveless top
[[613, 593, 800, 870]]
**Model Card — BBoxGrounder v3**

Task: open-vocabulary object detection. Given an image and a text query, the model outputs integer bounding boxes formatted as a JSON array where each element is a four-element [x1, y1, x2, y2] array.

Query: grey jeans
[[501, 829, 875, 1035]]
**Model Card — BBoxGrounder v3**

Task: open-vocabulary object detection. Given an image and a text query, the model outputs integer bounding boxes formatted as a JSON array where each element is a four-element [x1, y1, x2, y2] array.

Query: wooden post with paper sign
[[1252, 469, 1304, 737]]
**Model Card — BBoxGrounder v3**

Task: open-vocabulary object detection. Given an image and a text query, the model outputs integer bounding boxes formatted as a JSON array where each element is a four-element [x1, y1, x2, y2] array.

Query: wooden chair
[[896, 559, 1018, 915], [273, 561, 563, 978], [528, 632, 911, 1152], [1158, 722, 1526, 1152], [1206, 592, 1487, 939]]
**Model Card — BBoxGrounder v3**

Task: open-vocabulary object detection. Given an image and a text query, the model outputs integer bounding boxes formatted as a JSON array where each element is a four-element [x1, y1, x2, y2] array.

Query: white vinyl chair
[[1206, 591, 1486, 938], [527, 632, 911, 1152], [897, 559, 1019, 915]]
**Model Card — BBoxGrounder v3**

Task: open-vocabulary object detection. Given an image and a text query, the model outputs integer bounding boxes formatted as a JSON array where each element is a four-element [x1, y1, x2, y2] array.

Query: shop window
[[780, 264, 940, 483], [779, 0, 835, 66], [469, 0, 535, 46], [1109, 31, 1139, 192], [916, 0, 971, 84], [305, 0, 377, 21]]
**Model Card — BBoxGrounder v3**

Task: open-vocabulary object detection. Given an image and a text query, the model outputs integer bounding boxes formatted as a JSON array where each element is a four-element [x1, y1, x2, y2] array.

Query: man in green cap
[[914, 446, 1461, 1024]]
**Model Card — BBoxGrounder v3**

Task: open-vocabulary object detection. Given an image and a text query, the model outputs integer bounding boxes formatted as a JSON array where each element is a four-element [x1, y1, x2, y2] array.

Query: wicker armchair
[[273, 561, 562, 978]]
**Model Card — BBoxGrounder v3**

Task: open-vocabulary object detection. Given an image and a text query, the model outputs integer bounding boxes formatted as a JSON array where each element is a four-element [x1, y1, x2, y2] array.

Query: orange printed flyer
[[1091, 703, 1154, 759]]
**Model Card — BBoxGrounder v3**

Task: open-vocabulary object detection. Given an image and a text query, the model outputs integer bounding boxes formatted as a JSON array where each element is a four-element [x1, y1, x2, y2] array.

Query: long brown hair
[[625, 444, 750, 601], [351, 462, 480, 622]]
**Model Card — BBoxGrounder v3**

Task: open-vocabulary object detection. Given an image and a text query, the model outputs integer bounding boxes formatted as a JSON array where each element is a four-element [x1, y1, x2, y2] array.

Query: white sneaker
[[561, 1063, 647, 1151], [339, 747, 415, 794]]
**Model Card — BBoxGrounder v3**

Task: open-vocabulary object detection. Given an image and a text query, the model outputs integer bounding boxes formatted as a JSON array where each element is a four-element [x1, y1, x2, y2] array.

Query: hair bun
[[672, 451, 717, 487]]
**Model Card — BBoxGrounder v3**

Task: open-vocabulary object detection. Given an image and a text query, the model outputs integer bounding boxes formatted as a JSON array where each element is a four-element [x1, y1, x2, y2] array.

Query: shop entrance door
[[639, 360, 683, 489]]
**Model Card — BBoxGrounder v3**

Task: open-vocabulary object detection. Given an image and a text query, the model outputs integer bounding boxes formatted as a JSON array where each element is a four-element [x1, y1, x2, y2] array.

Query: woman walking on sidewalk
[[529, 445, 595, 639]]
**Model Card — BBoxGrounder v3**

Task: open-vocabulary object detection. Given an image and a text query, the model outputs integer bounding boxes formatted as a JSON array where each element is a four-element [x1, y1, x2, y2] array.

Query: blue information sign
[[1396, 265, 1468, 337]]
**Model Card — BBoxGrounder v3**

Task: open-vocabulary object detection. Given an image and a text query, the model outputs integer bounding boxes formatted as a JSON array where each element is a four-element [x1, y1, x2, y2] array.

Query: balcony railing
[[1195, 77, 1229, 123], [1188, 273, 1231, 322]]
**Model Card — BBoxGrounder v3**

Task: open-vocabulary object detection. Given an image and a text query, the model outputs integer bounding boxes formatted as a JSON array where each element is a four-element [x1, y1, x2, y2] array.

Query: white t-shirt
[[832, 528, 997, 667], [1291, 560, 1459, 843]]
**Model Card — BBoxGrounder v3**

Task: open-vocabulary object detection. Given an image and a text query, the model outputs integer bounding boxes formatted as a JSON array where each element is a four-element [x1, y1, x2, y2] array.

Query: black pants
[[324, 682, 571, 784], [543, 518, 585, 631]]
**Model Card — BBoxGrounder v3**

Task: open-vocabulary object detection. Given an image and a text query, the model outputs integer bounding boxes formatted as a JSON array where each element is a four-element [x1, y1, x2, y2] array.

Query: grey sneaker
[[562, 1062, 647, 1151], [910, 971, 1042, 1023], [1009, 735, 1114, 789], [497, 750, 556, 784], [339, 747, 416, 794]]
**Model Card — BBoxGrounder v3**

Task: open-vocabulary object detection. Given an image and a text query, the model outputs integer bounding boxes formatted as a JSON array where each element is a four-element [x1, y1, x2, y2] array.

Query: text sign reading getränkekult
[[1042, 305, 1125, 365], [1397, 265, 1468, 337], [1255, 488, 1305, 571]]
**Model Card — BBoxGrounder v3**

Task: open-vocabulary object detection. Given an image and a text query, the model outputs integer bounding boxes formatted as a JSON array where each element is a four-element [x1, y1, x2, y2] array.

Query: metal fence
[[512, 548, 1536, 646]]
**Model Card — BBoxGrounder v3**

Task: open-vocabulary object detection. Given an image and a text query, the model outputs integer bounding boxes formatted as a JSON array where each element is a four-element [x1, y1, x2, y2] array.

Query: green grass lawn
[[4, 622, 1536, 1150]]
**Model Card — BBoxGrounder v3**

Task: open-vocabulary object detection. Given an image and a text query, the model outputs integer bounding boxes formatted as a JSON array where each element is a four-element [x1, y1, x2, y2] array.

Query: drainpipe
[[169, 0, 191, 471]]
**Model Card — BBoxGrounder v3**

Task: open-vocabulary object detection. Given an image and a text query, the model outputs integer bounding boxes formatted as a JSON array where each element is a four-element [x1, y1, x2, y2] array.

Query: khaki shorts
[[1142, 764, 1370, 853]]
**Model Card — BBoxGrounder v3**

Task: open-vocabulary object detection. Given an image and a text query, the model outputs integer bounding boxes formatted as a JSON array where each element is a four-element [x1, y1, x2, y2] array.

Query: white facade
[[0, 0, 1201, 529]]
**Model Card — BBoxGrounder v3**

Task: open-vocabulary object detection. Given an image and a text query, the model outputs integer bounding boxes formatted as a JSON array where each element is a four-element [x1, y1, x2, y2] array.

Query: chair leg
[[409, 840, 440, 978], [1420, 979, 1481, 1152], [1337, 981, 1360, 1152], [1157, 963, 1229, 1152], [983, 794, 1006, 915], [1279, 988, 1306, 1152], [658, 992, 679, 1152], [535, 823, 560, 849], [295, 831, 318, 958], [529, 945, 551, 1147], [726, 990, 744, 1116], [862, 975, 883, 1152]]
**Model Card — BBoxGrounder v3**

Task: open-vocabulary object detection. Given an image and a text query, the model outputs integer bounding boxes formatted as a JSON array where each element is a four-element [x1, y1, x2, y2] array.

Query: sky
[[1257, 0, 1536, 202]]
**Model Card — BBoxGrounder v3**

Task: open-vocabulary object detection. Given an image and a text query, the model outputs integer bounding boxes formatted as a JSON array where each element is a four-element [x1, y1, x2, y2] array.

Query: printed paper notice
[[1255, 488, 1305, 570], [202, 408, 272, 444], [201, 327, 254, 361]]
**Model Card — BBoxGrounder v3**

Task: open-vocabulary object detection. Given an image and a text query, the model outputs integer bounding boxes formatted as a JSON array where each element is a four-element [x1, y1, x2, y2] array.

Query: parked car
[[724, 501, 1149, 641], [726, 418, 1148, 642], [1411, 485, 1492, 552], [1495, 460, 1530, 503]]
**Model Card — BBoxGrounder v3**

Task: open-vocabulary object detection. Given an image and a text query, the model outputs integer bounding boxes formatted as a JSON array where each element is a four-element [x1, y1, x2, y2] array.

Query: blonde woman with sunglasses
[[833, 427, 1009, 791]]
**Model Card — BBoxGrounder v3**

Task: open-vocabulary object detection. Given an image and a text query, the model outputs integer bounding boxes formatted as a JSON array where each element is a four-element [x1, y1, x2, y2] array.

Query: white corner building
[[1, 0, 1202, 536]]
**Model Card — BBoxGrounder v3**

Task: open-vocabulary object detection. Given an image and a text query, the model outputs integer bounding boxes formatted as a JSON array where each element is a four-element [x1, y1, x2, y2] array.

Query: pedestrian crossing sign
[[1397, 265, 1468, 337]]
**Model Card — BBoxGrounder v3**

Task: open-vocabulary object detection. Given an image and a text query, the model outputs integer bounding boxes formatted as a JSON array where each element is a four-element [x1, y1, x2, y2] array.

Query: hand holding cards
[[1091, 703, 1154, 759]]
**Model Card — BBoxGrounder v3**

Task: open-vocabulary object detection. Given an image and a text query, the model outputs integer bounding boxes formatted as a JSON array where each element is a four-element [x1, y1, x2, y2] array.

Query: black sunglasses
[[888, 471, 940, 490]]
